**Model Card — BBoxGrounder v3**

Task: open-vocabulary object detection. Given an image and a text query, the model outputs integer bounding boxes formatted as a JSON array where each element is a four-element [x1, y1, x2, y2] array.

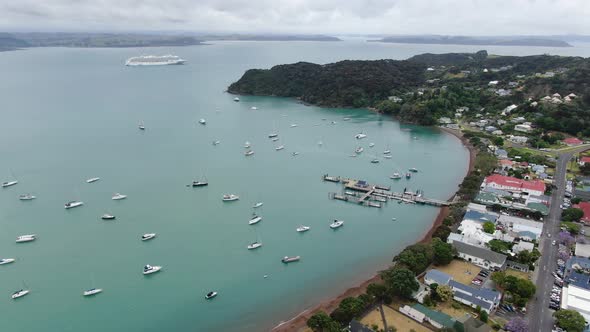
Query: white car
[[552, 240, 557, 245]]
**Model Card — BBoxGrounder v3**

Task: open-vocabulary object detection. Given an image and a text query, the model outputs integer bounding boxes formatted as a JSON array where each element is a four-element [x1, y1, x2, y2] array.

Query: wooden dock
[[324, 174, 451, 207]]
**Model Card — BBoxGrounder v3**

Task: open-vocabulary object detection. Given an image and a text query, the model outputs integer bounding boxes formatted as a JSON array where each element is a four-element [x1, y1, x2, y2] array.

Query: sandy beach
[[272, 126, 475, 332]]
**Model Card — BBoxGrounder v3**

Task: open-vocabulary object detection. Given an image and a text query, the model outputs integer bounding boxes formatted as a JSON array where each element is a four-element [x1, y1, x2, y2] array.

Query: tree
[[432, 225, 451, 241], [558, 230, 576, 246], [491, 271, 506, 287], [393, 244, 434, 274], [554, 310, 587, 332], [505, 317, 528, 332], [562, 208, 584, 222], [479, 310, 488, 323], [382, 268, 419, 299], [516, 249, 541, 265], [483, 221, 496, 234], [561, 222, 581, 235], [487, 239, 512, 254], [307, 311, 340, 332], [436, 285, 453, 302], [432, 238, 455, 265], [334, 296, 367, 324], [366, 283, 390, 331]]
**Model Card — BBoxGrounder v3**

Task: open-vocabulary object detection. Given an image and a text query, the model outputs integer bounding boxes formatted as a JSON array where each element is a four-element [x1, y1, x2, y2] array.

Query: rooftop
[[425, 269, 452, 285], [567, 271, 590, 291], [412, 303, 456, 328], [453, 240, 508, 266], [574, 201, 590, 223], [563, 137, 583, 145], [483, 174, 546, 193], [463, 209, 499, 224]]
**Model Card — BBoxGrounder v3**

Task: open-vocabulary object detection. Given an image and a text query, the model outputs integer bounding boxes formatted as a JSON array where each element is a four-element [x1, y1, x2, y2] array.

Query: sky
[[0, 0, 589, 35]]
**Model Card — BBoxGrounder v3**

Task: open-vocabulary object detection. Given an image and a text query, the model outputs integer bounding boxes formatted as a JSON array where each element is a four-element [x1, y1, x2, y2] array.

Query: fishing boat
[[371, 159, 380, 164], [406, 172, 412, 179], [244, 150, 254, 156], [205, 291, 218, 299], [244, 141, 251, 148], [65, 201, 84, 209], [248, 214, 262, 225], [355, 147, 364, 154], [11, 289, 29, 299], [275, 145, 285, 151], [142, 264, 162, 275], [247, 242, 262, 250], [2, 180, 18, 188], [141, 233, 157, 241], [296, 225, 310, 233], [16, 234, 36, 243], [233, 97, 240, 102], [282, 256, 300, 263], [0, 258, 15, 265], [199, 119, 206, 125], [355, 133, 367, 139], [222, 194, 239, 201], [330, 220, 344, 229], [19, 194, 36, 200], [212, 140, 221, 146], [101, 214, 115, 220], [112, 193, 127, 200], [409, 168, 418, 172], [86, 177, 100, 184], [253, 202, 263, 208], [390, 173, 402, 180], [83, 288, 103, 297]]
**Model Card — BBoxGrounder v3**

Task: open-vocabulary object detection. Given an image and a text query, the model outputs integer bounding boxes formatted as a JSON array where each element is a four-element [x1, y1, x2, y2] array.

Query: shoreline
[[271, 125, 475, 332]]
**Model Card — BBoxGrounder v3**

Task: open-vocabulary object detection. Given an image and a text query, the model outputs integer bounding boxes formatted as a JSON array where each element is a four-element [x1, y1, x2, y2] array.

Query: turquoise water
[[0, 42, 473, 332]]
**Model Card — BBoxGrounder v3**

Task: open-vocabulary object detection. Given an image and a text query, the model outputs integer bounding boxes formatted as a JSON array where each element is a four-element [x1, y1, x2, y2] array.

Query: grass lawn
[[433, 260, 482, 285], [360, 305, 433, 332], [435, 300, 471, 319]]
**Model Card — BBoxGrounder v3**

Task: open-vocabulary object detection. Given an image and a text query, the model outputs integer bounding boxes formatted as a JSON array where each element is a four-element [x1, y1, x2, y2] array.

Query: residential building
[[499, 159, 514, 170], [488, 80, 499, 86], [501, 104, 518, 115], [497, 214, 543, 241], [573, 202, 590, 224], [575, 243, 590, 258], [563, 137, 583, 146], [579, 156, 590, 166], [494, 149, 508, 159], [453, 240, 507, 270], [412, 304, 457, 329], [424, 269, 452, 286], [512, 241, 535, 254], [481, 174, 546, 196], [349, 320, 375, 332], [438, 117, 452, 124], [449, 280, 502, 313], [561, 265, 590, 323], [399, 305, 426, 323], [507, 135, 528, 144], [514, 124, 532, 133]]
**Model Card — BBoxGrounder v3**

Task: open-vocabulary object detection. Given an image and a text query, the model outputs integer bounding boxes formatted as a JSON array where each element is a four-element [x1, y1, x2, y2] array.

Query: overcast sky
[[1, 0, 589, 35]]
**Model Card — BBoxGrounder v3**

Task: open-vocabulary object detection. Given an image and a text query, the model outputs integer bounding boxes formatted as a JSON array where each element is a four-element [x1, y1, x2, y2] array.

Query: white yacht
[[2, 180, 18, 188], [65, 201, 84, 209], [141, 233, 157, 241], [16, 234, 36, 243], [271, 137, 279, 142], [143, 264, 162, 275], [282, 256, 301, 263], [296, 225, 310, 233], [234, 97, 240, 102], [409, 168, 418, 172], [223, 194, 239, 201], [290, 124, 298, 128], [244, 150, 255, 156], [292, 152, 300, 156], [253, 202, 263, 208], [19, 194, 36, 201], [355, 147, 364, 154], [247, 242, 262, 250], [390, 173, 402, 180], [355, 133, 367, 139], [383, 150, 391, 155], [86, 177, 100, 183], [343, 117, 351, 121], [112, 193, 127, 200], [275, 145, 285, 151], [0, 258, 15, 265], [249, 214, 262, 225], [138, 123, 146, 130], [384, 155, 392, 159], [268, 133, 278, 138], [101, 214, 116, 220], [205, 291, 218, 299], [83, 288, 103, 296], [330, 220, 344, 229], [199, 119, 206, 125], [11, 289, 30, 299], [125, 55, 186, 66], [244, 141, 251, 148]]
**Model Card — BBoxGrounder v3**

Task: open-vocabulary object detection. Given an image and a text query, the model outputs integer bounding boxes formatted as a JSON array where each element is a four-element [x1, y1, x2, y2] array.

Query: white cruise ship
[[125, 55, 186, 66]]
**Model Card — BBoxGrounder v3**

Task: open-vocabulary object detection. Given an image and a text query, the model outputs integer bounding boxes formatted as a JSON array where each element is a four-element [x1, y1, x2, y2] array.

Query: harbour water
[[2, 39, 580, 331]]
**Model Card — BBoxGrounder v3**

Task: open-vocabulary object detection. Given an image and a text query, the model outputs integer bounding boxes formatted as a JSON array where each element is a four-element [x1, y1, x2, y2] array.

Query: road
[[528, 147, 587, 332]]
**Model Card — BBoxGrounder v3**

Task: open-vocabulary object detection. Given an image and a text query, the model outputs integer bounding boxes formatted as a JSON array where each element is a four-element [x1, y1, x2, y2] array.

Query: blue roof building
[[424, 269, 452, 286]]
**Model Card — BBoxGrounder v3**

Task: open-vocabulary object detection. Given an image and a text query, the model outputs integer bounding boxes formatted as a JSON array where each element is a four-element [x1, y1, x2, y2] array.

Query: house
[[496, 89, 511, 97], [481, 174, 546, 196], [507, 135, 529, 144], [506, 260, 529, 273], [449, 280, 502, 313], [501, 104, 518, 115], [574, 201, 590, 224], [438, 117, 452, 124], [484, 126, 497, 133], [514, 124, 532, 133], [561, 268, 590, 323], [512, 241, 535, 254], [512, 116, 526, 123], [497, 215, 543, 241], [424, 269, 452, 286], [492, 130, 503, 136], [579, 156, 590, 166], [453, 240, 507, 270], [412, 304, 457, 329], [495, 149, 508, 159], [488, 80, 499, 86], [563, 137, 583, 146], [399, 305, 425, 323], [499, 159, 514, 170]]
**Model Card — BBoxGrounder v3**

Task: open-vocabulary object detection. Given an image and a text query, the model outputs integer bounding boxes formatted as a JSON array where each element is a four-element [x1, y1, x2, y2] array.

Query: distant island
[[0, 32, 203, 51], [370, 35, 572, 47], [199, 34, 341, 42]]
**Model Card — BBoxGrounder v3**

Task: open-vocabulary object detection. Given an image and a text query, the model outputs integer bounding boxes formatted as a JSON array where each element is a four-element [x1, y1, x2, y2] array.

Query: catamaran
[[0, 258, 15, 265], [143, 264, 162, 275], [249, 214, 262, 225], [330, 220, 344, 229], [223, 194, 239, 201], [112, 193, 127, 200]]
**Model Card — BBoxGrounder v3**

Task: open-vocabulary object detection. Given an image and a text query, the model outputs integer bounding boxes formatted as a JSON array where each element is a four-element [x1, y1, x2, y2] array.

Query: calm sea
[[2, 40, 585, 331]]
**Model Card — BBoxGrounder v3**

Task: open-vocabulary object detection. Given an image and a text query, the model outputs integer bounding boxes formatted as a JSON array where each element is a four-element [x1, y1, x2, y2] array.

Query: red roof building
[[574, 202, 590, 224], [579, 156, 590, 166], [482, 174, 546, 196], [563, 137, 583, 146]]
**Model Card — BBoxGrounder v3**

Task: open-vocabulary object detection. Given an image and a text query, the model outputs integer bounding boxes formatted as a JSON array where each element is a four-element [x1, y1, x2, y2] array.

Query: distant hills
[[371, 35, 572, 47], [198, 34, 341, 42]]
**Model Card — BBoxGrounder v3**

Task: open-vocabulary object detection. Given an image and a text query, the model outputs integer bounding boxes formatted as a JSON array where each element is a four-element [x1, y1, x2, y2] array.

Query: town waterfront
[[3, 39, 579, 331]]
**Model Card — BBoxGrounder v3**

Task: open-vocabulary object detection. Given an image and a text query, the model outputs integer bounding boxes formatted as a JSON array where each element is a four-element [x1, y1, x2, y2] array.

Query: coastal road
[[528, 147, 587, 332]]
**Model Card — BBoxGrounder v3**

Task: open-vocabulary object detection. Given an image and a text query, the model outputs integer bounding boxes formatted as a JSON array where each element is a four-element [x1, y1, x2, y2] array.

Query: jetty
[[323, 174, 451, 207]]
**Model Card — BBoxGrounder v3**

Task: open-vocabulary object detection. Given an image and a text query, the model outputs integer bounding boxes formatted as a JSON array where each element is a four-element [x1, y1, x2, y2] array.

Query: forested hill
[[227, 60, 426, 107]]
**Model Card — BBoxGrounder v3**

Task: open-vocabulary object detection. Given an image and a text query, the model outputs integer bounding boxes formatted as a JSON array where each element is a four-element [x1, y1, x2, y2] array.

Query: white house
[[400, 305, 426, 323], [488, 80, 499, 86], [453, 240, 507, 270], [449, 280, 502, 314], [507, 135, 529, 144], [514, 124, 532, 133]]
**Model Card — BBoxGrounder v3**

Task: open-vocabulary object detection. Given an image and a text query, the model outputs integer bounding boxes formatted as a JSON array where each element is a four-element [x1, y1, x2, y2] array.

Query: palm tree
[[366, 283, 389, 332]]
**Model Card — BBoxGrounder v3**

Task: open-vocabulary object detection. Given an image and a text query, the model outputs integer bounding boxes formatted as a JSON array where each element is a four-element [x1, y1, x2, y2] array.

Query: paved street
[[528, 147, 587, 332]]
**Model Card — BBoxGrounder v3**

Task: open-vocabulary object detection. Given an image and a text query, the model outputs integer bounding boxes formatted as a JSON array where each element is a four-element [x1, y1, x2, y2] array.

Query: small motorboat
[[343, 117, 351, 121], [296, 225, 310, 233], [268, 133, 278, 138], [101, 214, 115, 220], [83, 288, 103, 296], [390, 173, 402, 180], [0, 258, 15, 265], [138, 123, 145, 130], [384, 155, 392, 159], [271, 137, 279, 142], [141, 233, 157, 241], [249, 214, 262, 225], [383, 150, 391, 154], [406, 172, 412, 179], [65, 201, 84, 209], [112, 193, 127, 200], [212, 140, 221, 146], [275, 145, 285, 151], [247, 242, 262, 250], [16, 235, 36, 243], [371, 159, 380, 164], [244, 150, 255, 156], [205, 291, 218, 299], [409, 168, 418, 172], [251, 106, 258, 110], [355, 147, 364, 154], [355, 133, 367, 139], [2, 180, 18, 188], [11, 289, 30, 299], [330, 220, 344, 229], [290, 124, 298, 128], [282, 256, 300, 263], [199, 119, 206, 125], [233, 97, 240, 102], [369, 143, 375, 147], [19, 194, 36, 201], [244, 141, 251, 148], [192, 180, 208, 187], [222, 194, 239, 201], [292, 152, 299, 156], [253, 202, 263, 208], [143, 264, 162, 275], [86, 177, 100, 183]]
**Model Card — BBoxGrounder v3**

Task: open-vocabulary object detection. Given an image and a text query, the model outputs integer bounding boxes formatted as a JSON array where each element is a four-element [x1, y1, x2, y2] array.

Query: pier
[[323, 174, 452, 207]]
